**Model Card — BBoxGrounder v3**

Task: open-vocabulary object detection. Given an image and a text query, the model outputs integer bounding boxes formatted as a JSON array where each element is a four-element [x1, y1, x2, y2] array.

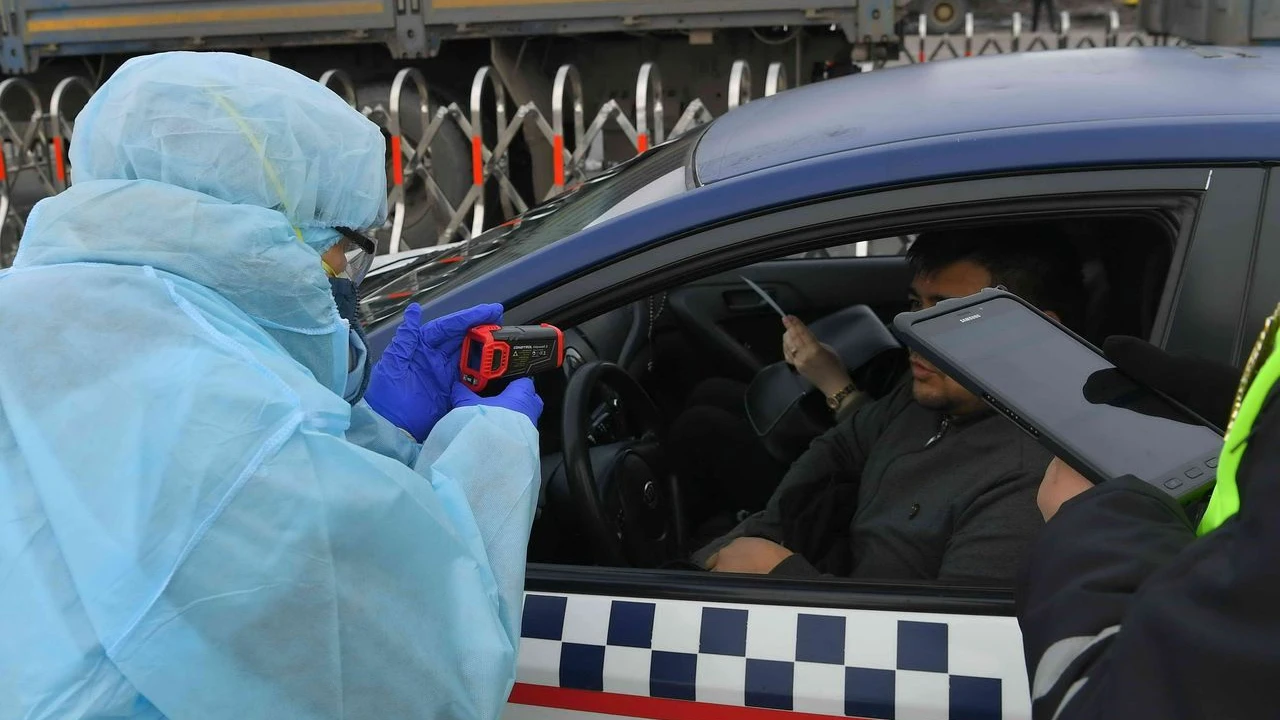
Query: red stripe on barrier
[[508, 684, 875, 720], [919, 49, 926, 62], [637, 133, 649, 154], [53, 137, 66, 184], [0, 150, 8, 182], [390, 135, 404, 187], [471, 136, 485, 186], [553, 134, 565, 187]]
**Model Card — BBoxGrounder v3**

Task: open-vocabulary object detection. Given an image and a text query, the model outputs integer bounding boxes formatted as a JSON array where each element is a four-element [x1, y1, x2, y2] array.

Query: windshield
[[360, 125, 704, 326]]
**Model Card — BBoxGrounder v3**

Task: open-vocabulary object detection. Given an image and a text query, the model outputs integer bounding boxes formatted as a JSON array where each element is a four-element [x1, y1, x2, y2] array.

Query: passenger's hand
[[1038, 457, 1095, 522], [451, 377, 544, 426], [705, 537, 794, 574], [365, 302, 503, 441], [782, 315, 852, 397]]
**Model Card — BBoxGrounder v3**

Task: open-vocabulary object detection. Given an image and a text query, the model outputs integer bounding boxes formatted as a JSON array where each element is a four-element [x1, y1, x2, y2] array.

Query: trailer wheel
[[357, 82, 471, 251], [921, 0, 968, 34]]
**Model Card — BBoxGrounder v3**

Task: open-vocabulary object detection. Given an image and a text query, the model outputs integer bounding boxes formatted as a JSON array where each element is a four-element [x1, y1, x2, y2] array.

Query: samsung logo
[[959, 313, 982, 323]]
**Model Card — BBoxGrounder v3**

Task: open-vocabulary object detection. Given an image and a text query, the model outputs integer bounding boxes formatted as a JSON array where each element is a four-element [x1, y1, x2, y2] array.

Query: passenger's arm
[[102, 406, 539, 720]]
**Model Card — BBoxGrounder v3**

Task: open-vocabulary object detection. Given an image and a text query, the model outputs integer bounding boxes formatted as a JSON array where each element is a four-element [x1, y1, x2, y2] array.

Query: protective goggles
[[330, 226, 378, 287]]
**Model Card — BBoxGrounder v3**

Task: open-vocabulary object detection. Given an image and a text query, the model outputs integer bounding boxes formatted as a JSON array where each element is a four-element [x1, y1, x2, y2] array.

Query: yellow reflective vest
[[1198, 303, 1280, 535]]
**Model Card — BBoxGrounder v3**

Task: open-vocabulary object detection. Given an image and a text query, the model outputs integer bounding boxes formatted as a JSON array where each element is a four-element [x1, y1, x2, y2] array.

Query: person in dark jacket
[[693, 226, 1086, 584], [1018, 323, 1277, 720]]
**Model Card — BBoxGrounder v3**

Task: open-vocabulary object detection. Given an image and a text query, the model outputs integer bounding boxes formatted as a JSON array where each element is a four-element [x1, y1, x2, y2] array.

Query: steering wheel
[[562, 361, 685, 567]]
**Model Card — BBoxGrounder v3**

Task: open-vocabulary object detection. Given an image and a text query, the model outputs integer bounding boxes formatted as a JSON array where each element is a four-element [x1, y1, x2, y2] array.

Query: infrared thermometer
[[460, 324, 565, 392]]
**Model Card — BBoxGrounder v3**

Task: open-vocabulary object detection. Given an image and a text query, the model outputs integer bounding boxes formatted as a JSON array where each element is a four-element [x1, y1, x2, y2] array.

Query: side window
[[788, 233, 916, 259], [528, 209, 1191, 582]]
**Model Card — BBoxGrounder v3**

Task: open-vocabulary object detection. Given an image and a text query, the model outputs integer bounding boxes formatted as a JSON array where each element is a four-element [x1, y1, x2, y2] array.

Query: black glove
[[1096, 336, 1239, 431]]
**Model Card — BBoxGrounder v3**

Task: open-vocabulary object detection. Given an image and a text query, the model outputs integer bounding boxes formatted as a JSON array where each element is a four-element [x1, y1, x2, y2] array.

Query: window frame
[[511, 165, 1242, 614], [511, 168, 1212, 348], [1237, 166, 1280, 364]]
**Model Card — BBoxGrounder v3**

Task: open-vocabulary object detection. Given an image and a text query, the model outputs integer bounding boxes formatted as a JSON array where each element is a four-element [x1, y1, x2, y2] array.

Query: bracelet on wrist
[[826, 382, 857, 411]]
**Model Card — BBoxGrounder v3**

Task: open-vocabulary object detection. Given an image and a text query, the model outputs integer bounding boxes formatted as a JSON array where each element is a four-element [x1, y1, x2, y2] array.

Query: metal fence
[[905, 10, 1181, 63], [0, 15, 1180, 268]]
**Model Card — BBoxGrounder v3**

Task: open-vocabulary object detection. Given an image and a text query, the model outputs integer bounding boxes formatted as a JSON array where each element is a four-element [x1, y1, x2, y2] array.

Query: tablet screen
[[915, 297, 1222, 483]]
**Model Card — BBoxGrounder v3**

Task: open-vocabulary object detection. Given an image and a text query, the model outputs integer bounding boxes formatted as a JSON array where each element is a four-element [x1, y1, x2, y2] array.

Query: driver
[[692, 226, 1087, 583]]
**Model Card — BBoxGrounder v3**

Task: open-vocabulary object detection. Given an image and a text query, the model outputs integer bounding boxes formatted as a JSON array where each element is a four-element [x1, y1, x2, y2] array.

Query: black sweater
[[693, 379, 1051, 584]]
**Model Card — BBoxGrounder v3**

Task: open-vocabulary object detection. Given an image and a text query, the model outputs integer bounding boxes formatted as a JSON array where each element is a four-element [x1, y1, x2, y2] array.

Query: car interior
[[523, 212, 1177, 580]]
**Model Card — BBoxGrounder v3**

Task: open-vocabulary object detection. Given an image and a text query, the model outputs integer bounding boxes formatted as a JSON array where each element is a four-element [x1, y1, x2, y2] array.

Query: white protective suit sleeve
[[347, 398, 422, 466], [106, 406, 538, 720]]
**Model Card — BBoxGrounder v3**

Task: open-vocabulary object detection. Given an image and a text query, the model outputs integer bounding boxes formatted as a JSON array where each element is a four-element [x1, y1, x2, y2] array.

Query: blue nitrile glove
[[451, 377, 544, 426], [366, 302, 504, 441]]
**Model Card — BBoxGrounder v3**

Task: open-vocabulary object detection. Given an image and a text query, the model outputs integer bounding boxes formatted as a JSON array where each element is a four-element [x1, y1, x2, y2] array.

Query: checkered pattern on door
[[516, 593, 1026, 720]]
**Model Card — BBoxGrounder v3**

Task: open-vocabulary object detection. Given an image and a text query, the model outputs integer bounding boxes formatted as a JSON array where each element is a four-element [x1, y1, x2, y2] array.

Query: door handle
[[723, 288, 772, 312]]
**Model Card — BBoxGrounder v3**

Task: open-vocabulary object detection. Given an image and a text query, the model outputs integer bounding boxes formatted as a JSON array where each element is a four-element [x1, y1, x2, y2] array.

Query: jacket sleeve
[[1017, 384, 1280, 720], [1015, 478, 1195, 719], [99, 405, 540, 720], [692, 389, 895, 566]]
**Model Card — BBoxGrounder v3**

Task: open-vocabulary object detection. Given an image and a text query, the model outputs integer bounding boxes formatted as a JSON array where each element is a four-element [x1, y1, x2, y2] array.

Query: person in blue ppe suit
[[0, 51, 544, 720]]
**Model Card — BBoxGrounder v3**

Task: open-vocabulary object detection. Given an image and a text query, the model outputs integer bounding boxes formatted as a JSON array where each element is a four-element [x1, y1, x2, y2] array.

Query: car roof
[[394, 46, 1280, 337], [694, 46, 1280, 184]]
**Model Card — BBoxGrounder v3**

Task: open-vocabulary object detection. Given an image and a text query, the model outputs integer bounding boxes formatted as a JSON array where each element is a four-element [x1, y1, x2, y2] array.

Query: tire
[[356, 81, 472, 251], [921, 0, 968, 35]]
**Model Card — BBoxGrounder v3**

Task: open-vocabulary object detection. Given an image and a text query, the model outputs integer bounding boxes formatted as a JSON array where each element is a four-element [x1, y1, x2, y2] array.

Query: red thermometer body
[[460, 324, 565, 392]]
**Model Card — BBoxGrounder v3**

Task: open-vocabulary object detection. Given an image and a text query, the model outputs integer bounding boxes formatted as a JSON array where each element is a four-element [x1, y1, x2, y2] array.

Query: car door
[[458, 164, 1262, 720], [507, 579, 1024, 720]]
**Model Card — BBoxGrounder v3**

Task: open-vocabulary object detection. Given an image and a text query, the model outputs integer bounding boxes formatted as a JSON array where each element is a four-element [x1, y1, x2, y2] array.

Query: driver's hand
[[705, 537, 794, 574], [782, 315, 853, 397]]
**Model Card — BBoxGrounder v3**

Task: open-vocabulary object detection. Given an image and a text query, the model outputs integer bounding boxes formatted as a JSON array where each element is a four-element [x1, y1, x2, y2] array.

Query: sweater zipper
[[925, 416, 951, 448]]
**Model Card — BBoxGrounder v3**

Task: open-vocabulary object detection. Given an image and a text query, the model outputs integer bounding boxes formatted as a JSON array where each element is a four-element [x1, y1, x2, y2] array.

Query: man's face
[[906, 259, 993, 416]]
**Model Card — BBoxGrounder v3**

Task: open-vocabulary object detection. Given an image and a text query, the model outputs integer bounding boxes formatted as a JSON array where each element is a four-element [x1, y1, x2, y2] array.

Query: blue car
[[360, 46, 1280, 720]]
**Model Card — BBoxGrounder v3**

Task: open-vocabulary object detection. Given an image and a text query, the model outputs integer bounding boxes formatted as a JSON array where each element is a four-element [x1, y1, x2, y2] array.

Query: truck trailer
[[0, 0, 913, 252]]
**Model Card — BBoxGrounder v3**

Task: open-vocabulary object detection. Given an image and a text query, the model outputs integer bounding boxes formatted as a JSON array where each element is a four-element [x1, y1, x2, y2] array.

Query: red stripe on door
[[509, 683, 874, 720]]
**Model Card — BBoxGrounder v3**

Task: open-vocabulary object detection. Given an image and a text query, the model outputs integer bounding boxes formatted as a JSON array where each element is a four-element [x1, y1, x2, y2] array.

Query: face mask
[[329, 276, 371, 403]]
